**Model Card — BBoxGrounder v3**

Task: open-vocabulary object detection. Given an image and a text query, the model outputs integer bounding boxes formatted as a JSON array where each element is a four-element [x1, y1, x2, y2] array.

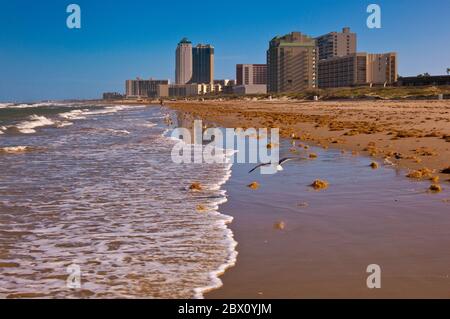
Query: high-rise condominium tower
[[267, 32, 317, 93], [190, 44, 214, 84], [315, 27, 356, 61], [175, 38, 193, 84]]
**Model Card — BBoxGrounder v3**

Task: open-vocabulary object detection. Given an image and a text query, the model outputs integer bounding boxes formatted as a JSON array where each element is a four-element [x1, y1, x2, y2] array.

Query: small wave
[[0, 102, 67, 109], [13, 115, 55, 134], [106, 128, 130, 135], [141, 123, 157, 128], [59, 110, 86, 120], [55, 121, 73, 128]]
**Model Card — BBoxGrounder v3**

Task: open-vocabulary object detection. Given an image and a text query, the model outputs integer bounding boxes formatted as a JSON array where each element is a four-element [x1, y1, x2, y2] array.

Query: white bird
[[249, 157, 297, 174], [384, 157, 396, 166]]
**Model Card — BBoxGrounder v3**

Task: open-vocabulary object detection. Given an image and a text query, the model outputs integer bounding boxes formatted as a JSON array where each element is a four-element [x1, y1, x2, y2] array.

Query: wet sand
[[206, 141, 450, 298], [168, 100, 450, 298], [167, 99, 450, 182]]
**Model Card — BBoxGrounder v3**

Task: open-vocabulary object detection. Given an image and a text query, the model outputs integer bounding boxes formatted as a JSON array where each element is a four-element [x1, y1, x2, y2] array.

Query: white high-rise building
[[175, 38, 193, 84]]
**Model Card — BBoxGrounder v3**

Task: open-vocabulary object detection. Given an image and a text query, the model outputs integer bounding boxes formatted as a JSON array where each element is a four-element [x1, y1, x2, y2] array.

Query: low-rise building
[[126, 78, 170, 98], [318, 52, 398, 88], [397, 75, 450, 87], [236, 64, 267, 85], [233, 84, 267, 95], [103, 92, 124, 100]]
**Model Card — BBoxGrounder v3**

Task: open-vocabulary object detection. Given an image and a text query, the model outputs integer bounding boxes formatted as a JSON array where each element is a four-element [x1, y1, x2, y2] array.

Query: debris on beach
[[196, 205, 207, 212], [0, 146, 32, 154], [267, 143, 273, 149], [429, 184, 442, 193], [309, 153, 318, 159], [406, 168, 433, 179], [310, 179, 329, 190], [370, 161, 379, 169], [384, 157, 395, 166], [274, 221, 286, 230], [189, 182, 203, 191], [430, 176, 440, 183], [441, 167, 450, 174], [247, 182, 260, 190], [297, 202, 309, 208]]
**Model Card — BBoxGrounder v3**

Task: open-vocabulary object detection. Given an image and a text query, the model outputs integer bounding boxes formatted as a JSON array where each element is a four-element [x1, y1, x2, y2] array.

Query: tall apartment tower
[[236, 64, 267, 85], [175, 38, 193, 84], [315, 27, 356, 60], [267, 32, 317, 93], [190, 44, 214, 84]]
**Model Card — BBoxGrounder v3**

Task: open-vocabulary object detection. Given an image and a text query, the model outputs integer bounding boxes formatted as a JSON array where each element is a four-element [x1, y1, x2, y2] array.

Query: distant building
[[126, 78, 170, 98], [103, 92, 124, 100], [175, 38, 193, 84], [397, 75, 450, 87], [214, 79, 236, 87], [158, 84, 199, 98], [267, 32, 317, 93], [190, 44, 214, 84], [233, 85, 267, 95], [157, 83, 223, 98], [214, 79, 235, 94], [318, 52, 398, 88], [315, 27, 356, 61], [236, 64, 267, 85]]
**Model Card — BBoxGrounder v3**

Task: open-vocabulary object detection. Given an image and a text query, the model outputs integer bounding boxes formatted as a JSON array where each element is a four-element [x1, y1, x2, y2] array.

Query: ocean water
[[0, 103, 236, 298]]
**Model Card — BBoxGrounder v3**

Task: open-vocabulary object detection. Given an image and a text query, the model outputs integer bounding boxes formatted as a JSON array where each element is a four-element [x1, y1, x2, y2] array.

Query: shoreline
[[166, 99, 450, 298], [166, 99, 450, 184]]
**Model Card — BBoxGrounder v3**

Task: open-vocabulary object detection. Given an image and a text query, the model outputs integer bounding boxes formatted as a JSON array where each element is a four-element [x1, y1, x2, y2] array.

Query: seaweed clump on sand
[[441, 167, 450, 174], [274, 221, 286, 230], [189, 182, 203, 191], [247, 182, 260, 190], [429, 184, 442, 193], [406, 168, 433, 179], [310, 179, 329, 190], [370, 161, 379, 169]]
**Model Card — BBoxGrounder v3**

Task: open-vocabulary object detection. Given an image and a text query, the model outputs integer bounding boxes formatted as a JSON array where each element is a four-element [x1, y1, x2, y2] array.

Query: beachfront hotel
[[175, 38, 193, 85], [125, 78, 170, 98], [267, 32, 317, 93], [190, 44, 215, 84], [234, 64, 268, 95], [315, 27, 357, 61], [318, 52, 398, 88], [236, 64, 267, 85]]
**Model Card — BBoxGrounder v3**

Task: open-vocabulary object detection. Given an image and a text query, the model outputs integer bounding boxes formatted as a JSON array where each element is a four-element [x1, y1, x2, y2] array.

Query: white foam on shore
[[163, 123, 239, 299]]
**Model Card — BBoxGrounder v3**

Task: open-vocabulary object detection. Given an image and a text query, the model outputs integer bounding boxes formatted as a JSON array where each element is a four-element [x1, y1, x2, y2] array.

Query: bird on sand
[[248, 157, 297, 174]]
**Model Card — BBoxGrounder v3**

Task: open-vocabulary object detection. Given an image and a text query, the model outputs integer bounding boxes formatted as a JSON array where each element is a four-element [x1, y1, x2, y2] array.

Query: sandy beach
[[167, 99, 450, 298]]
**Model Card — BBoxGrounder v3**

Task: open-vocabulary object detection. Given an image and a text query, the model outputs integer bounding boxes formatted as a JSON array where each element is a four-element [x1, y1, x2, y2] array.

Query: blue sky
[[0, 0, 449, 101]]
